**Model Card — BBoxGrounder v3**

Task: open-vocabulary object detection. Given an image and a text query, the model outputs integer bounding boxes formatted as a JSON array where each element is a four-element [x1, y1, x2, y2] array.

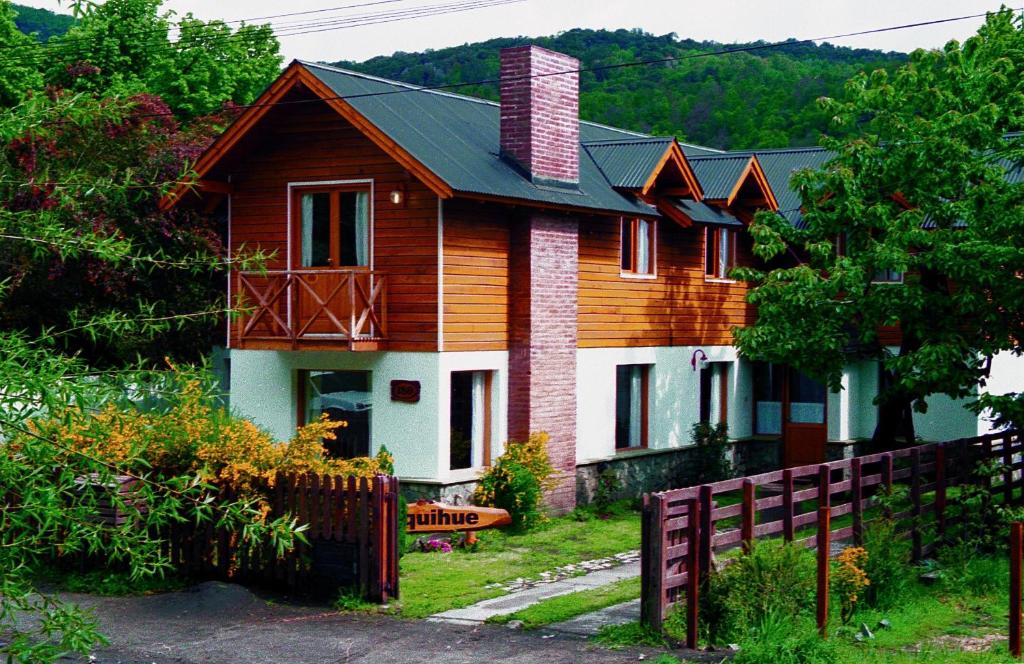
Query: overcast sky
[[18, 0, 1015, 63]]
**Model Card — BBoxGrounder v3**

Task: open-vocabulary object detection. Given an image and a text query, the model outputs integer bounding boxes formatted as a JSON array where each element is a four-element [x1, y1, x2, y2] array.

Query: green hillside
[[12, 2, 74, 41], [332, 28, 907, 150]]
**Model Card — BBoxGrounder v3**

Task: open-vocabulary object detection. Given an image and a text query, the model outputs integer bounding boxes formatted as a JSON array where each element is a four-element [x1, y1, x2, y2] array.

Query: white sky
[[18, 0, 1015, 63]]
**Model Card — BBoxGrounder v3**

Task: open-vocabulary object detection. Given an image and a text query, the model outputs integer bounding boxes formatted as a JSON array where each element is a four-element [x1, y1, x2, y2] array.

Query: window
[[450, 370, 492, 470], [296, 187, 370, 268], [753, 361, 784, 435], [872, 268, 904, 284], [699, 362, 729, 426], [301, 370, 372, 458], [621, 218, 655, 276], [705, 227, 737, 279], [615, 364, 650, 450]]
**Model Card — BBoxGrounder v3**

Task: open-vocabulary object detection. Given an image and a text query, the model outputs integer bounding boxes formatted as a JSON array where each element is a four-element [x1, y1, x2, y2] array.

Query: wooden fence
[[641, 431, 1023, 643], [162, 473, 399, 602]]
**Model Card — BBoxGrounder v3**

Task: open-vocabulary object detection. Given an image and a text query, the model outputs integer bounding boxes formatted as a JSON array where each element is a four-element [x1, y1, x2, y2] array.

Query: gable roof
[[583, 136, 703, 199]]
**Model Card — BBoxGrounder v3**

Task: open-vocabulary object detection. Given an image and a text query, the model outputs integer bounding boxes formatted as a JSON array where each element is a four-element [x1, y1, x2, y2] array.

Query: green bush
[[690, 421, 733, 484], [702, 540, 816, 645], [733, 611, 837, 664], [938, 540, 1009, 596], [861, 518, 911, 608], [472, 432, 555, 531], [593, 467, 622, 516]]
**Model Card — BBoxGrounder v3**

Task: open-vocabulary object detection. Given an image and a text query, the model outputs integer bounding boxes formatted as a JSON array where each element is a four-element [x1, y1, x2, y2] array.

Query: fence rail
[[641, 431, 1023, 643], [161, 473, 399, 602]]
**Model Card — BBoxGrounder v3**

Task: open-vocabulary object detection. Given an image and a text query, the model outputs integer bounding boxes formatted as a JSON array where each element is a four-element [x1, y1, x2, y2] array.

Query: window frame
[[615, 364, 651, 451], [288, 179, 374, 271], [704, 226, 738, 281], [296, 368, 373, 459], [871, 268, 905, 284], [449, 369, 494, 471], [619, 217, 657, 279]]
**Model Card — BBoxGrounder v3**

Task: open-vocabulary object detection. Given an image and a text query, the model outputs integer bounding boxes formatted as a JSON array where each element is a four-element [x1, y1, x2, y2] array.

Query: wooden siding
[[578, 218, 755, 347], [442, 200, 511, 351], [224, 99, 439, 351]]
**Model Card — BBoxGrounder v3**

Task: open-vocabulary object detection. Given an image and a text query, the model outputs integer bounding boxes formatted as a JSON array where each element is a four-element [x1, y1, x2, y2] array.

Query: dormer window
[[705, 227, 736, 280], [621, 217, 655, 277]]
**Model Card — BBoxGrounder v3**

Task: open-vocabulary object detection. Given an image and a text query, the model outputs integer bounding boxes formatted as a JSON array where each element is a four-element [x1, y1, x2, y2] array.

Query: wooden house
[[168, 45, 1002, 509]]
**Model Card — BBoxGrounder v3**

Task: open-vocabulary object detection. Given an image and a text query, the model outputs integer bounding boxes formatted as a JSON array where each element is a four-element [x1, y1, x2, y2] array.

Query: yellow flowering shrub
[[472, 432, 556, 530], [32, 379, 392, 518], [833, 546, 870, 624]]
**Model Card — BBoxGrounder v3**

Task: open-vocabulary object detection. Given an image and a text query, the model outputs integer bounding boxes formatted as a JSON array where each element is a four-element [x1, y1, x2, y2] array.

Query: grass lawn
[[395, 505, 641, 618], [487, 576, 640, 629]]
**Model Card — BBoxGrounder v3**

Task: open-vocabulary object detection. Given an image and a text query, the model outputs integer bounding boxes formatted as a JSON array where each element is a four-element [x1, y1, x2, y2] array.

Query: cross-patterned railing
[[234, 269, 387, 348]]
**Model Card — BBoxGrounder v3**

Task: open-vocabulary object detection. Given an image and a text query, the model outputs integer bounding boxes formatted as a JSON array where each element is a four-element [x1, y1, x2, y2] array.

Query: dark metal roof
[[672, 199, 743, 227], [300, 61, 652, 216], [689, 155, 753, 200], [582, 137, 674, 190], [744, 147, 833, 228]]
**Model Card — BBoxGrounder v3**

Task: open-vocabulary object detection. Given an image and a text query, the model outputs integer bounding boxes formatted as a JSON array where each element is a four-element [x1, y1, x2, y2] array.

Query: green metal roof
[[689, 154, 753, 200], [671, 199, 743, 227], [743, 147, 833, 228], [583, 137, 674, 190], [300, 61, 652, 216]]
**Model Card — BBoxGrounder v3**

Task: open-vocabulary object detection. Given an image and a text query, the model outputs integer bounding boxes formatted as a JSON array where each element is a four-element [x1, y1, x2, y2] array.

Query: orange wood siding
[[578, 218, 755, 347], [225, 101, 439, 351], [442, 200, 511, 351]]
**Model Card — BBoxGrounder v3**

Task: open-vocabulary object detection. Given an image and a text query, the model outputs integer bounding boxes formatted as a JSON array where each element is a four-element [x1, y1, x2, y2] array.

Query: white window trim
[[619, 217, 658, 280]]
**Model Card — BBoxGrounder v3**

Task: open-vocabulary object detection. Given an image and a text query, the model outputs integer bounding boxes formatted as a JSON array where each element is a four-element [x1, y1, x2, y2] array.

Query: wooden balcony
[[233, 269, 387, 351]]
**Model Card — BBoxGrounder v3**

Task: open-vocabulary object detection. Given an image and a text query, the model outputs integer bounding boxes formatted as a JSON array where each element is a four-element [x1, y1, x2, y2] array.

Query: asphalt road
[[47, 582, 715, 663]]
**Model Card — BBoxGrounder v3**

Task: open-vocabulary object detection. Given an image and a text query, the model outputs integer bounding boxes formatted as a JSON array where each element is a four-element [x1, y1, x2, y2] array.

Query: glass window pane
[[636, 219, 651, 274], [788, 368, 826, 424], [621, 219, 633, 271], [718, 229, 730, 277], [300, 193, 331, 267], [450, 371, 474, 470], [304, 370, 371, 458], [753, 362, 783, 435], [616, 365, 645, 449], [340, 191, 370, 267]]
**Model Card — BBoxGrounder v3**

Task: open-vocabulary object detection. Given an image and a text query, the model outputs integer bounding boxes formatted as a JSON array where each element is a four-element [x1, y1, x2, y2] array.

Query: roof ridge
[[583, 136, 674, 146], [689, 153, 753, 160], [298, 59, 648, 138]]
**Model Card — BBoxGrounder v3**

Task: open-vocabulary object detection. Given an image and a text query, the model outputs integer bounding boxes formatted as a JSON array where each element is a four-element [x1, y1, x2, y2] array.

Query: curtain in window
[[471, 371, 486, 468], [300, 194, 314, 267], [636, 220, 650, 274], [354, 191, 369, 266], [718, 229, 730, 277], [629, 366, 642, 446]]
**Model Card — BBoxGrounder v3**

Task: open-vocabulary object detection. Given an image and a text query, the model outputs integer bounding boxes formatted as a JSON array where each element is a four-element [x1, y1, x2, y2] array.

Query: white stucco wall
[[575, 345, 744, 464], [228, 349, 508, 482], [977, 352, 1024, 435]]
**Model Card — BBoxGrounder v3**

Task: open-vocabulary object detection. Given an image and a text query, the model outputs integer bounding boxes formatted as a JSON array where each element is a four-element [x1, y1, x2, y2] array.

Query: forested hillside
[[12, 2, 74, 41], [333, 29, 907, 150]]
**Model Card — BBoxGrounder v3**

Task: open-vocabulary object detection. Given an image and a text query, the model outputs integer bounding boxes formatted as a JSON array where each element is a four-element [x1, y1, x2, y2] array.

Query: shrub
[[690, 421, 732, 484], [860, 518, 911, 608], [702, 540, 816, 645], [472, 432, 555, 531], [949, 459, 1024, 552], [832, 546, 869, 623], [593, 467, 623, 516], [732, 611, 837, 664]]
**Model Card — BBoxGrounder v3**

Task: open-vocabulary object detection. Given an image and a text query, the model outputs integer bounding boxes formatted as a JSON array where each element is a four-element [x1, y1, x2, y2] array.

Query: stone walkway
[[430, 559, 640, 624], [547, 599, 641, 637]]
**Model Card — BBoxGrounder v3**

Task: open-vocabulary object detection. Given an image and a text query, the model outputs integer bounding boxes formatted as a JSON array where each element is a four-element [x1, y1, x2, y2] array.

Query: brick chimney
[[499, 45, 580, 187]]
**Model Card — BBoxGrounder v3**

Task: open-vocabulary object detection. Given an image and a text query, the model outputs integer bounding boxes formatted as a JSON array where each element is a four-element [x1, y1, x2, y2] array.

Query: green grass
[[487, 576, 640, 629], [395, 504, 641, 618], [37, 567, 186, 596]]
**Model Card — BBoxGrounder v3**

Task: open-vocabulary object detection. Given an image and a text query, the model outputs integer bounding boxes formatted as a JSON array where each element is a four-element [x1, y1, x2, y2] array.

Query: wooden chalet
[[170, 45, 993, 509]]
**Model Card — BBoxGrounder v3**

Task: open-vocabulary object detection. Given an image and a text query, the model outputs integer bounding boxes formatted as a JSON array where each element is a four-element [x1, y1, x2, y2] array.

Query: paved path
[[429, 561, 640, 624], [547, 599, 641, 638]]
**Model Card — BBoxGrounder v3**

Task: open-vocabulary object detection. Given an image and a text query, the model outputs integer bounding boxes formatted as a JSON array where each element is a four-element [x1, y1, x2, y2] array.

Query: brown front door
[[292, 187, 370, 336], [782, 367, 827, 467]]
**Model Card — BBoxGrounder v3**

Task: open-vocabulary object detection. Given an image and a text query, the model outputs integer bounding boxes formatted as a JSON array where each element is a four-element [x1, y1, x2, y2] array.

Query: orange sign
[[406, 501, 511, 533]]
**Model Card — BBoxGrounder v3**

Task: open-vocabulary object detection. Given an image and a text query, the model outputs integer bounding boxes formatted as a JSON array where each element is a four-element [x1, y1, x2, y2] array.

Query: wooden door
[[783, 367, 827, 467]]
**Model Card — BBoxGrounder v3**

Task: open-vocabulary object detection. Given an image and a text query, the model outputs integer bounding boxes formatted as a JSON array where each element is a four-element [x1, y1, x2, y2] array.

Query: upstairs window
[[296, 187, 370, 268], [705, 227, 737, 279], [872, 268, 904, 284], [621, 218, 655, 276]]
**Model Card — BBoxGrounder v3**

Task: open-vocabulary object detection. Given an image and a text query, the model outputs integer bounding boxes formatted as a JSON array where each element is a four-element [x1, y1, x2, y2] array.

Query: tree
[[734, 8, 1024, 447], [0, 2, 44, 106]]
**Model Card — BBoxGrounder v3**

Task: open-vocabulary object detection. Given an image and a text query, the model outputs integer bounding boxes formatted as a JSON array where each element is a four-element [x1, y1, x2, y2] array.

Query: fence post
[[851, 457, 864, 546], [640, 494, 666, 632], [783, 469, 795, 542], [698, 485, 714, 588], [882, 453, 894, 520], [911, 447, 922, 563], [687, 497, 700, 651], [1012, 521, 1023, 659], [741, 479, 755, 554], [936, 445, 947, 541], [817, 506, 831, 638], [818, 464, 831, 509], [1006, 434, 1015, 506]]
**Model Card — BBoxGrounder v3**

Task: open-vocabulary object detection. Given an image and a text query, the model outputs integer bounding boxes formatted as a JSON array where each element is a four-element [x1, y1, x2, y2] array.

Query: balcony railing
[[234, 269, 387, 349]]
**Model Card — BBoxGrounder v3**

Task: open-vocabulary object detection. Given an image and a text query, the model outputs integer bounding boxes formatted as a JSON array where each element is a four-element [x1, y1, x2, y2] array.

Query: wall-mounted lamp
[[690, 349, 708, 371], [389, 186, 405, 206]]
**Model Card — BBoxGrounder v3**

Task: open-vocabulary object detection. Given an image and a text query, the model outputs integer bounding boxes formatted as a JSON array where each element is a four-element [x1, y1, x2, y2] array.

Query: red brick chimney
[[499, 45, 580, 187]]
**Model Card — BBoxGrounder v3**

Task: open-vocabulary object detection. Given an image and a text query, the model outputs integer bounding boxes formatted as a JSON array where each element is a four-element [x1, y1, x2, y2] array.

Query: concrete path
[[430, 560, 640, 624], [547, 599, 641, 638]]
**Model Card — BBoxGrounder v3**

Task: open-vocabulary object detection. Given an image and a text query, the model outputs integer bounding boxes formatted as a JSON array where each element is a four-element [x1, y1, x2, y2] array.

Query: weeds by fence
[[641, 431, 1022, 646]]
